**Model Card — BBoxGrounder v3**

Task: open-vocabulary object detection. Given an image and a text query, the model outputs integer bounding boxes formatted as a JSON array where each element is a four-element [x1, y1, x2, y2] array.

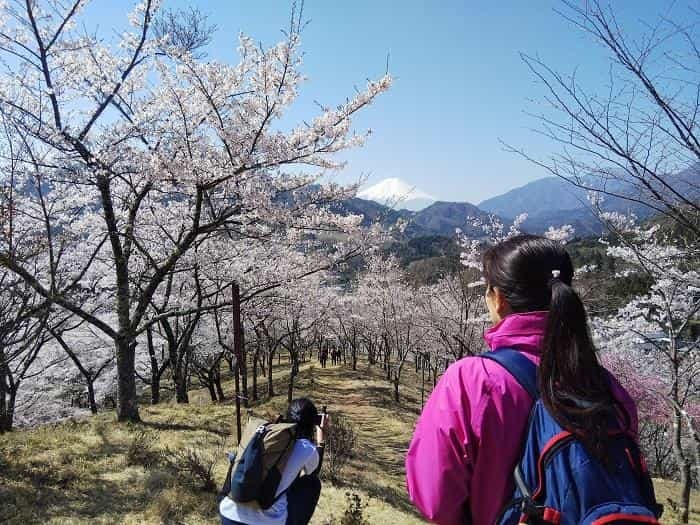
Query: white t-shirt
[[219, 438, 320, 525]]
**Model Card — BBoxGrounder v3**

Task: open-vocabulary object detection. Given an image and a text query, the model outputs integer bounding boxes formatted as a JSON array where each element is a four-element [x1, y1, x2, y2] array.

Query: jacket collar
[[484, 311, 548, 355]]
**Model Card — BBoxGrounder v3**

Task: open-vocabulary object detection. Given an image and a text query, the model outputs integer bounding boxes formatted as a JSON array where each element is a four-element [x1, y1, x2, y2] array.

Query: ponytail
[[483, 235, 616, 459], [541, 276, 614, 459]]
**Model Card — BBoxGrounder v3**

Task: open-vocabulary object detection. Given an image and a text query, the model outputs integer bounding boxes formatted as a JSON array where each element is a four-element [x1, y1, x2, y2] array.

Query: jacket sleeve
[[405, 362, 476, 525]]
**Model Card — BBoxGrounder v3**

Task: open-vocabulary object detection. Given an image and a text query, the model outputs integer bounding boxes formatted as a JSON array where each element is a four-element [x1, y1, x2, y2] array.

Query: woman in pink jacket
[[405, 235, 638, 525]]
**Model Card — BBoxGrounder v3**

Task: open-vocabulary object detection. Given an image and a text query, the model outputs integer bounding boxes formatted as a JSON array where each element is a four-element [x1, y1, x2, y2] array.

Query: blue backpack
[[482, 349, 663, 525]]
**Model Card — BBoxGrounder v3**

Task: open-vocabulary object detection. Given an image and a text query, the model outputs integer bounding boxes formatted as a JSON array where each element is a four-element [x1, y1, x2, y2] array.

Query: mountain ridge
[[341, 165, 700, 239]]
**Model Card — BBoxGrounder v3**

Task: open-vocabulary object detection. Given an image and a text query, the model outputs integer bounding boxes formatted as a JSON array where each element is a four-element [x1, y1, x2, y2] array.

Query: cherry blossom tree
[[593, 220, 699, 522], [356, 256, 427, 402], [330, 290, 364, 371], [419, 272, 486, 371], [0, 0, 390, 422]]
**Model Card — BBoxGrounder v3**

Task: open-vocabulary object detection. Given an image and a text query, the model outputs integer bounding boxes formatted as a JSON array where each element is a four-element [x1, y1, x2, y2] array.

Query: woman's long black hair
[[483, 235, 617, 458], [286, 398, 319, 441]]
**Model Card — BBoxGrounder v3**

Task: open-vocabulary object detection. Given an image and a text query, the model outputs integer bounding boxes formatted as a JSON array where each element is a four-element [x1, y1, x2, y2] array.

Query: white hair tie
[[551, 269, 561, 279]]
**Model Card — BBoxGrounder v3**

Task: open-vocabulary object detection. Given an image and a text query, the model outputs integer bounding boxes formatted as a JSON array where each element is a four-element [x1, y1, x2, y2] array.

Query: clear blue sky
[[85, 1, 684, 203]]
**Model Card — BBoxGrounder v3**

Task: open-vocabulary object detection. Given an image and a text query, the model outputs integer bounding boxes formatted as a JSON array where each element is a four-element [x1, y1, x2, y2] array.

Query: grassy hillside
[[1, 360, 698, 524]]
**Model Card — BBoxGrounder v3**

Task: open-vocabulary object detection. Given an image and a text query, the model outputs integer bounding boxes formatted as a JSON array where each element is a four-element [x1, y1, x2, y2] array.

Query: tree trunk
[[87, 380, 98, 414], [669, 333, 691, 524], [268, 348, 275, 398], [116, 339, 140, 421], [287, 342, 297, 405], [240, 333, 248, 408], [287, 370, 295, 405], [421, 354, 426, 408], [175, 378, 189, 403], [0, 350, 14, 432], [214, 367, 225, 401], [173, 365, 189, 404], [0, 384, 7, 432], [151, 374, 160, 405], [252, 350, 259, 402], [0, 385, 16, 433], [393, 375, 399, 403], [682, 410, 700, 481], [259, 352, 266, 377], [672, 408, 692, 523], [207, 377, 218, 402], [102, 174, 140, 423], [147, 330, 161, 405]]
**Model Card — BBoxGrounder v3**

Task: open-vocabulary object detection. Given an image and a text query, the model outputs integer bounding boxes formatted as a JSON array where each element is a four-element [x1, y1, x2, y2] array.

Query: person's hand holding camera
[[316, 407, 330, 445]]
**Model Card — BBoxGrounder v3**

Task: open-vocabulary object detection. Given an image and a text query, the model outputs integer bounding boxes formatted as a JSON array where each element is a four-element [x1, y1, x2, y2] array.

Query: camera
[[315, 405, 327, 426]]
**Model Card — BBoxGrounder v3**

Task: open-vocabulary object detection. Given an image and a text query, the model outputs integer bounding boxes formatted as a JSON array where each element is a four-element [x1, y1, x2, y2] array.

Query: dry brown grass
[[0, 358, 697, 524]]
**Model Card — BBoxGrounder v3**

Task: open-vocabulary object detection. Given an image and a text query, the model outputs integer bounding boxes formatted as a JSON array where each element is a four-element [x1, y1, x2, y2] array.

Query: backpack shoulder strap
[[481, 348, 539, 400]]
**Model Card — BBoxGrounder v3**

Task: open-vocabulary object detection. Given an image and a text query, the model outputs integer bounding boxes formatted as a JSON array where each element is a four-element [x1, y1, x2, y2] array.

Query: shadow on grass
[[0, 447, 140, 523], [3, 479, 141, 522], [330, 477, 422, 519], [0, 430, 221, 524], [139, 419, 229, 437]]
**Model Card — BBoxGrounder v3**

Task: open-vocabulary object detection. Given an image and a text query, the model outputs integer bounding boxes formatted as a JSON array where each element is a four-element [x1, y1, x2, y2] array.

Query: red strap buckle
[[543, 507, 562, 524]]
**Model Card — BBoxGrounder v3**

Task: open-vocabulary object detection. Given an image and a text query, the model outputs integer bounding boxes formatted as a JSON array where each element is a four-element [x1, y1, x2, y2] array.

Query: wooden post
[[232, 281, 242, 444], [421, 352, 426, 409]]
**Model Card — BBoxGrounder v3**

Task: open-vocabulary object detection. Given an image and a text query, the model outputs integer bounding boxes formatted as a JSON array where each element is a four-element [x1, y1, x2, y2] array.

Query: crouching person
[[219, 398, 330, 525]]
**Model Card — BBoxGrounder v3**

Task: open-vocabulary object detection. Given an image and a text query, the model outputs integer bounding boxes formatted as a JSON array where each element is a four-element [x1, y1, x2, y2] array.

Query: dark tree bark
[[214, 366, 225, 401], [267, 347, 275, 398], [145, 326, 169, 405], [0, 351, 16, 432], [115, 338, 139, 420], [252, 347, 259, 402]]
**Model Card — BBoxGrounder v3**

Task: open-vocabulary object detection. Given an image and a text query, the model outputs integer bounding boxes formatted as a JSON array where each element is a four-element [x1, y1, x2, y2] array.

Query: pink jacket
[[405, 312, 638, 525]]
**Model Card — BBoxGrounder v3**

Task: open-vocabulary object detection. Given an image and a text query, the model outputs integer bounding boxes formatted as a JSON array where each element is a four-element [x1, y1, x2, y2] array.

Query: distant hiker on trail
[[319, 347, 328, 369], [219, 398, 330, 525], [406, 235, 661, 525]]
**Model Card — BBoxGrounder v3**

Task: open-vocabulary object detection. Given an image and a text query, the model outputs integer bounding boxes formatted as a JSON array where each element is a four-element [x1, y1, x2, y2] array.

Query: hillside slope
[[0, 361, 427, 525], [1, 361, 697, 524]]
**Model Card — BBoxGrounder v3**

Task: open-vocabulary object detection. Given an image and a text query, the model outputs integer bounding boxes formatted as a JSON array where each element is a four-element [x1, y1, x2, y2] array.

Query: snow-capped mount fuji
[[357, 177, 436, 211]]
